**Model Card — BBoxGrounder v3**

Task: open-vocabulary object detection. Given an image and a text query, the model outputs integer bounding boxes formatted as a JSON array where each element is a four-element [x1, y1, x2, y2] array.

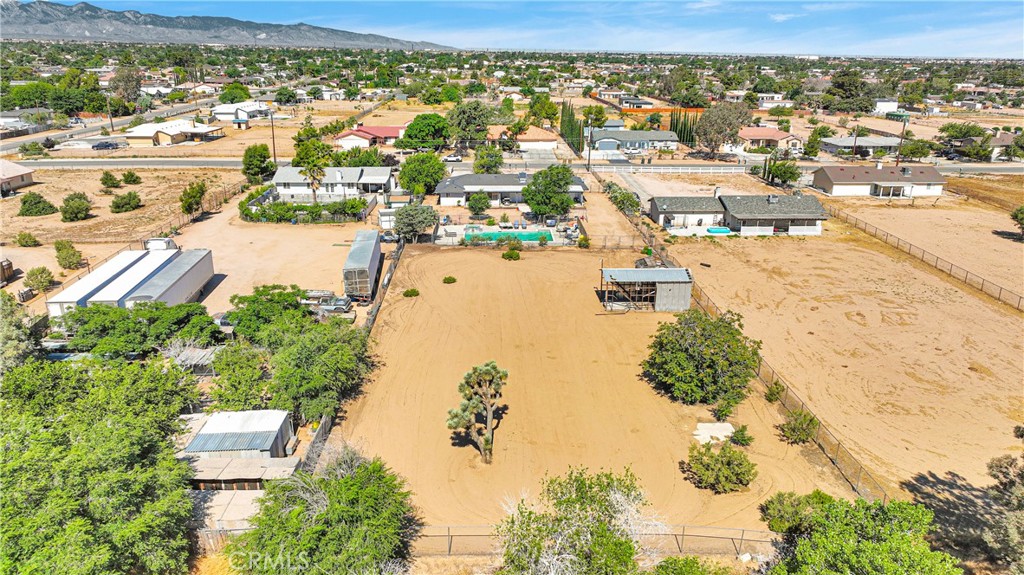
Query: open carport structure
[[600, 267, 693, 312]]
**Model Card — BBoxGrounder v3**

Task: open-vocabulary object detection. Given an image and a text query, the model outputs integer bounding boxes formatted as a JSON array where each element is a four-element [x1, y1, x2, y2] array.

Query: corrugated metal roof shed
[[184, 409, 289, 454], [127, 249, 210, 302], [185, 431, 278, 453], [344, 230, 379, 271], [602, 268, 694, 283], [89, 249, 179, 304], [46, 250, 149, 305]]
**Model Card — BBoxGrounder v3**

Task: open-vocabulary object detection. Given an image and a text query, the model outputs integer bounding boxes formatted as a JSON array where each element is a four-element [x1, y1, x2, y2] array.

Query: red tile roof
[[738, 127, 798, 142]]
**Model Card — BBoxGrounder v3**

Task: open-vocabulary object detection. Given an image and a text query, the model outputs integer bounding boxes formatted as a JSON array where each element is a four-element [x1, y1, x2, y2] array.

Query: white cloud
[[801, 2, 865, 12], [769, 13, 799, 22], [685, 1, 720, 11]]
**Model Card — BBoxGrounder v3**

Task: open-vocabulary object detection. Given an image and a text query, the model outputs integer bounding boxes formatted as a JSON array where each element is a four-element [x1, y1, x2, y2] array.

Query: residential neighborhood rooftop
[[814, 165, 946, 184], [718, 194, 828, 220]]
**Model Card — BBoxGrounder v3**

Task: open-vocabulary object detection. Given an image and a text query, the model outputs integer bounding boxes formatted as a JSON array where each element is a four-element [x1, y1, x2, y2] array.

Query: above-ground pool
[[467, 230, 554, 242], [707, 227, 732, 235]]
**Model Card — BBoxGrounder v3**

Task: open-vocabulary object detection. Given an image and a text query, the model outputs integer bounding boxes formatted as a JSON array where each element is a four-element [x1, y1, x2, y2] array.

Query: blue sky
[[50, 0, 1024, 57]]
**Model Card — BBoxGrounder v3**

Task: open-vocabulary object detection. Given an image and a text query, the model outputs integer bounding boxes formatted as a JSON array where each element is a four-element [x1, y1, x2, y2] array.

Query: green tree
[[210, 343, 271, 411], [848, 125, 871, 157], [522, 164, 575, 216], [396, 113, 450, 150], [653, 556, 732, 575], [110, 191, 142, 213], [306, 86, 323, 100], [292, 115, 321, 145], [100, 171, 121, 189], [17, 192, 58, 217], [218, 82, 251, 104], [59, 192, 92, 222], [759, 490, 835, 534], [938, 122, 988, 140], [466, 192, 491, 215], [179, 180, 207, 215], [984, 431, 1024, 574], [226, 284, 309, 343], [23, 266, 54, 292], [398, 153, 447, 194], [768, 161, 801, 187], [683, 442, 758, 493], [1011, 206, 1024, 239], [15, 232, 40, 247], [527, 93, 558, 125], [121, 170, 142, 185], [743, 91, 760, 108], [393, 204, 439, 243], [274, 86, 297, 104], [55, 241, 82, 269], [498, 468, 655, 574], [298, 156, 327, 205], [226, 446, 419, 574], [446, 362, 508, 464], [446, 100, 491, 145], [580, 104, 608, 127], [768, 499, 961, 575], [606, 182, 641, 215], [0, 291, 39, 377], [473, 144, 504, 174], [241, 143, 275, 184], [694, 102, 751, 157], [440, 83, 462, 103], [291, 138, 332, 169], [109, 66, 142, 102], [900, 139, 933, 161]]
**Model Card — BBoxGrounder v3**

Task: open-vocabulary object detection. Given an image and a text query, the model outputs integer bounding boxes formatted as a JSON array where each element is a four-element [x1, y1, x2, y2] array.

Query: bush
[[683, 442, 758, 494], [577, 235, 591, 249], [442, 276, 457, 284], [18, 142, 45, 156], [99, 171, 121, 188], [759, 489, 835, 534], [402, 288, 420, 297], [764, 381, 785, 402], [110, 191, 142, 213], [24, 266, 54, 292], [780, 409, 819, 444], [466, 192, 490, 216], [501, 249, 521, 261], [99, 187, 115, 195], [506, 237, 524, 251], [60, 193, 92, 222], [749, 165, 763, 176], [18, 192, 58, 217], [538, 235, 548, 246], [730, 424, 753, 446], [15, 232, 40, 247], [55, 243, 82, 270], [653, 556, 732, 575], [486, 217, 497, 226], [121, 171, 142, 185]]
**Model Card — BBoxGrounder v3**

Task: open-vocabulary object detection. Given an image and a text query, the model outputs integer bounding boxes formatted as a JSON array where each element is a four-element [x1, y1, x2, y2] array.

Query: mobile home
[[125, 249, 214, 308], [87, 249, 179, 308], [45, 250, 150, 318]]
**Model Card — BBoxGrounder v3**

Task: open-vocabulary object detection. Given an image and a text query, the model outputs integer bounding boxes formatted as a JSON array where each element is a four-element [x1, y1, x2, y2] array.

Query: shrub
[[18, 192, 58, 217], [780, 409, 819, 444], [653, 556, 732, 575], [18, 142, 45, 156], [501, 249, 521, 261], [538, 235, 548, 246], [749, 165, 763, 176], [506, 237, 524, 251], [442, 276, 457, 284], [59, 193, 92, 222], [764, 381, 785, 402], [683, 442, 758, 494], [55, 243, 83, 270], [486, 217, 497, 226], [99, 127, 110, 136], [24, 266, 54, 292], [759, 489, 835, 534], [110, 191, 142, 213], [466, 192, 490, 216], [15, 232, 40, 247], [99, 187, 115, 195], [402, 288, 420, 297], [99, 171, 121, 188], [730, 424, 753, 446], [577, 235, 591, 249], [121, 171, 142, 185], [500, 213, 510, 223]]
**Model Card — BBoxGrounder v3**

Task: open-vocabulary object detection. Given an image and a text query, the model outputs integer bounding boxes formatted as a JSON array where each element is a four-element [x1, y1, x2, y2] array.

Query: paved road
[[15, 157, 248, 169]]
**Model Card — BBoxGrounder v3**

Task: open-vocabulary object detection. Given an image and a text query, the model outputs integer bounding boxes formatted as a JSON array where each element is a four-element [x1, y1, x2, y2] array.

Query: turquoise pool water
[[468, 230, 554, 242], [707, 227, 732, 234]]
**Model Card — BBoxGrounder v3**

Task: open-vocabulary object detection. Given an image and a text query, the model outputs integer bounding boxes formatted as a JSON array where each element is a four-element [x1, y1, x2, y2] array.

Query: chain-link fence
[[364, 240, 405, 333], [826, 205, 1023, 311]]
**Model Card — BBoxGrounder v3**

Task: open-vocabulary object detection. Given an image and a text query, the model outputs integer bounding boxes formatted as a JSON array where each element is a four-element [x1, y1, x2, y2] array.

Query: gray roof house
[[812, 164, 945, 197], [184, 409, 294, 459], [437, 172, 587, 207], [719, 194, 828, 236], [591, 129, 679, 151], [820, 136, 903, 155], [272, 166, 395, 204], [649, 196, 725, 228]]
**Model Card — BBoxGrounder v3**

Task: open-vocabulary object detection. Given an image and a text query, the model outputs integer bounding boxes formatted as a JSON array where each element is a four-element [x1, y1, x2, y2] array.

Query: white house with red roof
[[333, 124, 406, 150], [722, 127, 802, 153]]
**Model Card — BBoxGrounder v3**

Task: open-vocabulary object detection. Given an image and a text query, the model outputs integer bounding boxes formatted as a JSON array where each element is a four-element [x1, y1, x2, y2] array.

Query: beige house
[[124, 119, 224, 147], [0, 159, 34, 194]]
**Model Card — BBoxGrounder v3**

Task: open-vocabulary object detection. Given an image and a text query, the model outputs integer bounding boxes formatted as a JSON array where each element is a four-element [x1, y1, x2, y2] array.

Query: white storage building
[[343, 230, 382, 302], [87, 249, 179, 307], [125, 249, 214, 308], [45, 250, 150, 318]]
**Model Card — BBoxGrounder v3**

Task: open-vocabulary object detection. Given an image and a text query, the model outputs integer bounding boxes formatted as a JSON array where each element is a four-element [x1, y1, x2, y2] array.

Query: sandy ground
[[842, 198, 1024, 293], [334, 247, 854, 530], [0, 241, 130, 301], [946, 175, 1024, 211], [614, 173, 777, 199], [666, 224, 1024, 495], [0, 169, 240, 245]]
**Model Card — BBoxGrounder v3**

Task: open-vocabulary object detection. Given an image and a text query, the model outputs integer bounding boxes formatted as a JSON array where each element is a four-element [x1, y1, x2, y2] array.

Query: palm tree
[[299, 157, 326, 205], [849, 125, 871, 158]]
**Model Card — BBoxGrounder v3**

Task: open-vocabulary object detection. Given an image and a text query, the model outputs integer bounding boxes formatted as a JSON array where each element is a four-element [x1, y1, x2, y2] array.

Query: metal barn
[[342, 230, 382, 302], [600, 267, 693, 312], [125, 249, 214, 308]]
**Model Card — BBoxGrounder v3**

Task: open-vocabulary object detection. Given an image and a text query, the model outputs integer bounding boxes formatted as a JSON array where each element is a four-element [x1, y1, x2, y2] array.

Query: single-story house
[[486, 124, 558, 151], [603, 119, 626, 130], [272, 166, 396, 203], [174, 82, 218, 95], [590, 129, 679, 151], [812, 164, 945, 197], [723, 127, 802, 153], [183, 410, 294, 460], [620, 96, 655, 109], [954, 132, 1018, 161], [436, 172, 587, 207], [598, 89, 628, 100], [820, 136, 903, 155], [0, 107, 52, 127], [723, 90, 747, 103], [211, 100, 269, 127], [333, 125, 406, 149], [124, 119, 224, 147], [141, 85, 175, 97], [874, 99, 900, 115], [649, 196, 725, 228], [0, 159, 34, 194], [719, 194, 828, 236]]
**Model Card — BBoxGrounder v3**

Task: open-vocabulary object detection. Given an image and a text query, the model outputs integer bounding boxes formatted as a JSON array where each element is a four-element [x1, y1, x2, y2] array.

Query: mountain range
[[0, 1, 454, 50]]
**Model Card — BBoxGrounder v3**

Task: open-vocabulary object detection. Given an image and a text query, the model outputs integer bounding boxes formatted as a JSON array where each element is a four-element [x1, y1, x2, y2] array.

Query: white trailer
[[342, 230, 382, 302], [46, 250, 149, 318], [125, 249, 214, 308], [87, 249, 179, 307]]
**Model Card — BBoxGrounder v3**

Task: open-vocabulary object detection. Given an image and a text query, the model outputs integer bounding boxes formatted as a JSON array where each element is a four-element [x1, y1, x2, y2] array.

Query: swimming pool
[[467, 230, 554, 242], [707, 227, 732, 235]]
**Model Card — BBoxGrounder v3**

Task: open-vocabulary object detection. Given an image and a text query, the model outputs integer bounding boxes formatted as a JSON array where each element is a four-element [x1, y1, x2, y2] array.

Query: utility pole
[[586, 117, 593, 172], [105, 94, 114, 132], [895, 117, 908, 166], [269, 109, 277, 164]]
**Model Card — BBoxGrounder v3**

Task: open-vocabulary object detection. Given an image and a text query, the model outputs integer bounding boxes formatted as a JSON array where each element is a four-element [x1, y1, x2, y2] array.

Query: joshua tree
[[447, 361, 508, 464]]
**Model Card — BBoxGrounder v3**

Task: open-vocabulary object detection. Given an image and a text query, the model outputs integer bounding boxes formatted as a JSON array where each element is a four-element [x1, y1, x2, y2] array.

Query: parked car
[[381, 230, 400, 243], [443, 153, 462, 163], [92, 141, 118, 150], [622, 148, 642, 155]]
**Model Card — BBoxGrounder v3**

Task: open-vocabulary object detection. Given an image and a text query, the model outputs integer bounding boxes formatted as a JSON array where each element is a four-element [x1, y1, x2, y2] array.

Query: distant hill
[[0, 1, 454, 50]]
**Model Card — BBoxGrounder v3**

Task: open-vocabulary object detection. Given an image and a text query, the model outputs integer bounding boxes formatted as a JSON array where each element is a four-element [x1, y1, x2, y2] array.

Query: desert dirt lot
[[946, 174, 1024, 211], [665, 223, 1024, 497], [0, 169, 240, 245], [840, 197, 1024, 293], [334, 247, 854, 531]]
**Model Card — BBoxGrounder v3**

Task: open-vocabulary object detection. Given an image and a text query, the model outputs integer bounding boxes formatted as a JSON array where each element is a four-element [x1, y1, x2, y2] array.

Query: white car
[[443, 153, 462, 162]]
